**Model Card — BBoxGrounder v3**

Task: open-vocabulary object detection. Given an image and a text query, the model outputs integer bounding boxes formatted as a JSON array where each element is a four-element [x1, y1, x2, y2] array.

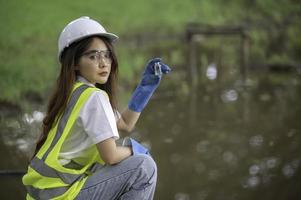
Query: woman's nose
[[98, 57, 109, 67], [98, 60, 108, 68], [98, 62, 105, 68]]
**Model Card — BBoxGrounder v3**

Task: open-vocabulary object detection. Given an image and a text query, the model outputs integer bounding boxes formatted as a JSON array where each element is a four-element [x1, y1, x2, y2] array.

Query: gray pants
[[76, 154, 157, 200]]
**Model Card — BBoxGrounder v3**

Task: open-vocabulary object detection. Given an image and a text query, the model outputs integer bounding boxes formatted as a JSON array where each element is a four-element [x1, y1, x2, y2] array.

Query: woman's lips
[[99, 72, 108, 76]]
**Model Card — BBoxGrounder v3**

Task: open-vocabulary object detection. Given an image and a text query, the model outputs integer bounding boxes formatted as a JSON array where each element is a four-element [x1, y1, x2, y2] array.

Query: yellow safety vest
[[22, 82, 105, 200]]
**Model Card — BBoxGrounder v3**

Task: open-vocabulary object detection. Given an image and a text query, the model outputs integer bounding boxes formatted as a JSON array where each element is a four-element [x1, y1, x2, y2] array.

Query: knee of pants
[[132, 154, 157, 183]]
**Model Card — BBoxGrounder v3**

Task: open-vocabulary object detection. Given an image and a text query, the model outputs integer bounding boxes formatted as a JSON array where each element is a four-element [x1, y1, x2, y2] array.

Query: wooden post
[[242, 34, 250, 81], [186, 24, 249, 86], [188, 35, 199, 87]]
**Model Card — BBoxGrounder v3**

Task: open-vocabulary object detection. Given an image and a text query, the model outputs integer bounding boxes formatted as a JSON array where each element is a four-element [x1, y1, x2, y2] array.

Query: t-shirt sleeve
[[114, 110, 121, 122], [78, 90, 120, 144]]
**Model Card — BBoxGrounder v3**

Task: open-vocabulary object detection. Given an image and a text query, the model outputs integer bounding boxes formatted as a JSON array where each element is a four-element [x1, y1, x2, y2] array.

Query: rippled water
[[1, 73, 301, 200]]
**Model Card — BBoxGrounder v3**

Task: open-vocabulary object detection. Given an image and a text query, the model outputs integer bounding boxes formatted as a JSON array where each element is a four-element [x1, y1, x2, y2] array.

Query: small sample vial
[[154, 62, 162, 76]]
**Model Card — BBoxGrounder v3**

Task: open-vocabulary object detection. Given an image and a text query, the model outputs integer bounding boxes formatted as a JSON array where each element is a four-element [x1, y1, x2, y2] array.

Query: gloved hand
[[122, 137, 150, 155], [128, 58, 171, 112], [129, 138, 150, 155]]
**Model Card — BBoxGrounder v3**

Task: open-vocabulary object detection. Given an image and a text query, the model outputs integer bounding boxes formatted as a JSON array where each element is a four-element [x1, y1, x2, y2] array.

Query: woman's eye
[[89, 55, 98, 60], [104, 53, 110, 59]]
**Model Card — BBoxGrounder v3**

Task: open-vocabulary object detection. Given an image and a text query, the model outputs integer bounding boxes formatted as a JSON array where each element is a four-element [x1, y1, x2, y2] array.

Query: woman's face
[[76, 37, 112, 85]]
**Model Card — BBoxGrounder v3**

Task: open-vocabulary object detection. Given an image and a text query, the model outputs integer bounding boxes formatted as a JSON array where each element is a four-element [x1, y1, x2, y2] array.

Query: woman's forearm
[[104, 146, 132, 165], [97, 139, 132, 165], [117, 108, 141, 133], [112, 146, 132, 164]]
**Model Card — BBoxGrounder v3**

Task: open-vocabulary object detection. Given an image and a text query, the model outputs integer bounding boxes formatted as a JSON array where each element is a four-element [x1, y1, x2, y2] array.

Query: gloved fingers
[[159, 62, 171, 74], [145, 58, 162, 74], [148, 58, 162, 66], [130, 138, 149, 155], [144, 57, 171, 76]]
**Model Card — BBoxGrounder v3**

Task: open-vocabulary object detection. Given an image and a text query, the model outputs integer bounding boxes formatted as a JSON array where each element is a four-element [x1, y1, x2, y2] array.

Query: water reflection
[[249, 135, 264, 147], [221, 89, 238, 102], [139, 73, 301, 199], [222, 151, 237, 165], [23, 111, 44, 124], [0, 108, 45, 199], [1, 73, 301, 199], [282, 159, 300, 178], [206, 63, 217, 80], [243, 176, 261, 188]]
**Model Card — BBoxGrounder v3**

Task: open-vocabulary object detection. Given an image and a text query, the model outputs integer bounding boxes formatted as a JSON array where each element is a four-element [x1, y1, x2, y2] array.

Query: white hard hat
[[58, 16, 118, 62]]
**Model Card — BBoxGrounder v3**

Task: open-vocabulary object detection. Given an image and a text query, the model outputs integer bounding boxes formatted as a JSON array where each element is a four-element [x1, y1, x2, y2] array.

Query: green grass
[[0, 0, 300, 103], [0, 0, 204, 102]]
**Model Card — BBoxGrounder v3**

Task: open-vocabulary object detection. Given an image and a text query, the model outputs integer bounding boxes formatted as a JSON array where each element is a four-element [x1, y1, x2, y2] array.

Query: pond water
[[0, 72, 301, 200]]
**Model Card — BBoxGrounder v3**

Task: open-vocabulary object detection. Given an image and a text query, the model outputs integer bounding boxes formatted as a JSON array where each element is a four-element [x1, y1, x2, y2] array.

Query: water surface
[[1, 73, 300, 200]]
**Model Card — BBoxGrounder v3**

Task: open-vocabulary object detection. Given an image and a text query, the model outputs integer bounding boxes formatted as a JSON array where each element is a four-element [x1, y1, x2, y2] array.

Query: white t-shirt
[[58, 76, 120, 165]]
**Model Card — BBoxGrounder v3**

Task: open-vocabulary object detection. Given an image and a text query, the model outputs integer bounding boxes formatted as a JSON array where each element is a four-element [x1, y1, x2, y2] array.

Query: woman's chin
[[96, 78, 108, 84]]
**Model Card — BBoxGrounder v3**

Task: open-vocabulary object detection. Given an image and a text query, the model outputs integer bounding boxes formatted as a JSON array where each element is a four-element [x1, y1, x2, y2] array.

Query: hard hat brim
[[58, 16, 119, 62], [67, 32, 119, 46], [90, 32, 119, 42]]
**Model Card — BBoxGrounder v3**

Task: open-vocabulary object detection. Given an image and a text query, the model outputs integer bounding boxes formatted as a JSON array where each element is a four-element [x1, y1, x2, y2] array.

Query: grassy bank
[[0, 0, 300, 103], [0, 0, 201, 102]]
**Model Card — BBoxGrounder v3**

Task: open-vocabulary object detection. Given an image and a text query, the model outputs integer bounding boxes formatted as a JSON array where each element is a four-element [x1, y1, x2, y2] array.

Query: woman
[[22, 16, 171, 200]]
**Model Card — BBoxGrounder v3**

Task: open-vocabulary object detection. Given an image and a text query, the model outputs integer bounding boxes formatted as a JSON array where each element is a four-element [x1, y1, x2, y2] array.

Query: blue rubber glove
[[128, 58, 171, 112], [129, 138, 150, 155]]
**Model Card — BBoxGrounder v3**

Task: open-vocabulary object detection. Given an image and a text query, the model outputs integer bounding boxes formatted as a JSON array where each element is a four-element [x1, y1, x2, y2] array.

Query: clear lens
[[82, 50, 112, 64]]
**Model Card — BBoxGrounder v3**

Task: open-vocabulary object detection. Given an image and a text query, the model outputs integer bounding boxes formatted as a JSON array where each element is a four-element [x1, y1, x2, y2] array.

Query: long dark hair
[[32, 36, 118, 158]]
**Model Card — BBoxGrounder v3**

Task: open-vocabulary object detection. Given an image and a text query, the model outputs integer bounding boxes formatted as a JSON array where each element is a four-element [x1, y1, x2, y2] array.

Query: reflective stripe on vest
[[25, 162, 101, 200], [42, 84, 89, 161], [29, 84, 89, 186], [25, 83, 103, 199], [30, 156, 86, 184], [26, 185, 68, 200]]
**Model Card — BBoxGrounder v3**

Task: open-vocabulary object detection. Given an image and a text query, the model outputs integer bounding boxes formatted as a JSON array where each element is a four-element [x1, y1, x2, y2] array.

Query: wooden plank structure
[[186, 23, 250, 86]]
